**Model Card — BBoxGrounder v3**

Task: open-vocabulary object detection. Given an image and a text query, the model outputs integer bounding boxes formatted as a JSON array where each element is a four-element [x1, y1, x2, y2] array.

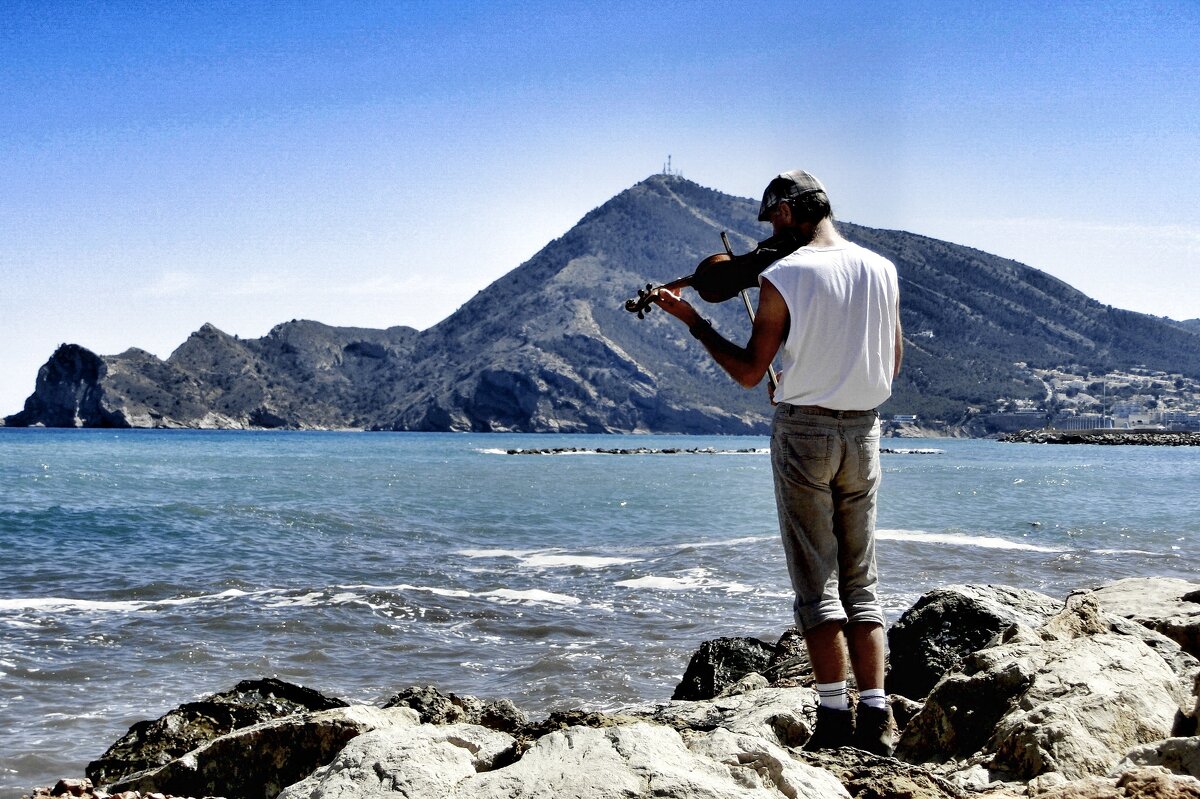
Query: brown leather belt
[[780, 404, 876, 419]]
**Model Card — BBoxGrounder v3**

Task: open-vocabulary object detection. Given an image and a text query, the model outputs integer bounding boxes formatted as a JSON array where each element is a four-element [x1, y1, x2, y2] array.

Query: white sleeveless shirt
[[759, 241, 899, 411]]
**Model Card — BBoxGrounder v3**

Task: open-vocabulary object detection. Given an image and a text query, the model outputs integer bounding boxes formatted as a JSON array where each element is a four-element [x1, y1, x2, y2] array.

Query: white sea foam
[[153, 588, 253, 606], [675, 535, 773, 550], [265, 591, 326, 608], [520, 553, 641, 569], [876, 529, 1064, 553], [455, 548, 538, 559], [0, 597, 148, 613], [481, 589, 581, 606], [455, 548, 638, 570], [616, 568, 754, 593], [392, 584, 473, 598], [0, 588, 270, 617]]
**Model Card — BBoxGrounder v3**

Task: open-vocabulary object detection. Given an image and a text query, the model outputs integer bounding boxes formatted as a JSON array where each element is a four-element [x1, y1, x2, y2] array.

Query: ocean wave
[[454, 548, 640, 569], [876, 528, 1064, 553], [0, 597, 148, 613]]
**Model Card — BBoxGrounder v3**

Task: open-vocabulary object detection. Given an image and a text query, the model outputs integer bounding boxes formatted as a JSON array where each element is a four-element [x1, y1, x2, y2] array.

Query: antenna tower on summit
[[662, 155, 681, 177]]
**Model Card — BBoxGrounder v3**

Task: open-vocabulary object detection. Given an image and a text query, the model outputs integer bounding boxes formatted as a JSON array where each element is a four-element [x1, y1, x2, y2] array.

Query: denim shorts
[[770, 403, 885, 632]]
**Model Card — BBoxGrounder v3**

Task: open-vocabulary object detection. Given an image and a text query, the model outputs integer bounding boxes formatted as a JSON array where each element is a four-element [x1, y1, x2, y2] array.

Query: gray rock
[[898, 595, 1190, 781], [673, 636, 777, 701], [1116, 738, 1200, 779], [1087, 578, 1200, 659], [718, 672, 770, 697], [649, 686, 814, 747], [381, 685, 526, 733], [1030, 766, 1200, 798], [802, 747, 970, 799], [885, 584, 1062, 700], [106, 706, 418, 799], [87, 678, 348, 786], [763, 627, 814, 686]]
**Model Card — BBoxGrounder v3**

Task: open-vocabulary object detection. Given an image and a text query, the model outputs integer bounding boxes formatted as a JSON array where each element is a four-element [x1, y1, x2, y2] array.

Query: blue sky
[[3, 1, 1198, 414]]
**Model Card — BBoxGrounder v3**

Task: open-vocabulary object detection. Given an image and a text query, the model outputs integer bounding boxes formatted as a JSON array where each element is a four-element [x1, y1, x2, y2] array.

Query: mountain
[[7, 174, 1199, 433]]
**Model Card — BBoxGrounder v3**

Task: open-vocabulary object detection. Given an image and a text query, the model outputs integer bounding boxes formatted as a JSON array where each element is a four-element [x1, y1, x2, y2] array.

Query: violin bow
[[722, 232, 779, 393]]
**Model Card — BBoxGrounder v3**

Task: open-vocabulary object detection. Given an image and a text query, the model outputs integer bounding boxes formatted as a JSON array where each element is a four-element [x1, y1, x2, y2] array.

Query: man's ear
[[776, 202, 793, 227]]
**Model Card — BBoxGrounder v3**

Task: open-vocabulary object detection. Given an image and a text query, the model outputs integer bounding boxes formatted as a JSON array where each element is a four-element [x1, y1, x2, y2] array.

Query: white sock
[[859, 688, 887, 709], [815, 681, 849, 710]]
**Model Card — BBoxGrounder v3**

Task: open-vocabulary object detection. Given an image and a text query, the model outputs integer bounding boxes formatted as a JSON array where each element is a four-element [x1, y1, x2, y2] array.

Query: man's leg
[[805, 619, 849, 684], [846, 620, 894, 755], [845, 621, 885, 690]]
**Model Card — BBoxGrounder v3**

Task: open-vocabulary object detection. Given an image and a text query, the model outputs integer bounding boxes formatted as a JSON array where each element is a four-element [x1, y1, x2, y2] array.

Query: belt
[[780, 403, 876, 419]]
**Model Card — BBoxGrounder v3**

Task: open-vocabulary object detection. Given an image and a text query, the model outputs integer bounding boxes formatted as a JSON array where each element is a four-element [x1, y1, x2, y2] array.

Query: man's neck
[[806, 218, 842, 248]]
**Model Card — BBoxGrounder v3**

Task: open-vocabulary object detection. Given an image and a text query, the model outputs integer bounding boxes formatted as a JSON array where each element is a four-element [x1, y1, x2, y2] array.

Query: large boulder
[[673, 636, 777, 701], [1087, 578, 1200, 659], [885, 585, 1062, 700], [277, 723, 517, 799], [105, 706, 418, 799], [87, 678, 348, 785], [280, 721, 851, 799], [897, 595, 1193, 781], [485, 722, 846, 799]]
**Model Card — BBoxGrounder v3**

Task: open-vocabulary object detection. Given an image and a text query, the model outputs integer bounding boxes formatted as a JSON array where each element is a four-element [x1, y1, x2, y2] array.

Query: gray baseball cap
[[758, 170, 827, 221]]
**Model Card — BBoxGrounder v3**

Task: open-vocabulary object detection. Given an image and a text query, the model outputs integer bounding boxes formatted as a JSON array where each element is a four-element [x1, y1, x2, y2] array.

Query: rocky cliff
[[8, 175, 1200, 433]]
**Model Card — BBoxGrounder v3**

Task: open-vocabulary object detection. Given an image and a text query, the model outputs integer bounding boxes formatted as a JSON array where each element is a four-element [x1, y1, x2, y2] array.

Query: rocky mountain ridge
[[7, 175, 1199, 434]]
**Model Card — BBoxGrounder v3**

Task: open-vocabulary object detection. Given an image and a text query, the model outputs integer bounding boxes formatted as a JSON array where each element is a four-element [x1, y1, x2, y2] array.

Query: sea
[[1, 429, 1197, 797]]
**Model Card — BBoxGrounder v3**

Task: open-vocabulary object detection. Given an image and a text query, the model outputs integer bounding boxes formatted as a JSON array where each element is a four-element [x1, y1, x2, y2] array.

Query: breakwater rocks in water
[[503, 447, 944, 456], [25, 577, 1200, 799], [1003, 429, 1200, 446], [504, 446, 767, 455]]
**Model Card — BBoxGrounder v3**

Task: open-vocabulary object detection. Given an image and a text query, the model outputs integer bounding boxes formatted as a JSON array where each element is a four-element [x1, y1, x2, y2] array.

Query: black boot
[[852, 703, 895, 756], [804, 705, 853, 751]]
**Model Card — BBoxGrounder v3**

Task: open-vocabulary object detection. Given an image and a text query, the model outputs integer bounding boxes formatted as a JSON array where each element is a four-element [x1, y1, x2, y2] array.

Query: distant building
[[1051, 412, 1112, 430], [1161, 410, 1200, 431], [891, 414, 919, 424]]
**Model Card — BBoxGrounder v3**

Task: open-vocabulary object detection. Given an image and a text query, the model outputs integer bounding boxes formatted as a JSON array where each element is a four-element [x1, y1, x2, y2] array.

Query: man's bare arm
[[650, 281, 789, 389], [893, 296, 903, 379]]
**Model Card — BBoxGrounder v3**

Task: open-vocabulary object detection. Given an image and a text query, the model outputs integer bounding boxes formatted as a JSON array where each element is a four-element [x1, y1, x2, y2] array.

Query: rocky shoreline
[[24, 577, 1200, 799], [1002, 429, 1200, 446]]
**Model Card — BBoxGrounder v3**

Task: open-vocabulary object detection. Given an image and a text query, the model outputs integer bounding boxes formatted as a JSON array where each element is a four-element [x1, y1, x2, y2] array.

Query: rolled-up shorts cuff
[[794, 598, 884, 633]]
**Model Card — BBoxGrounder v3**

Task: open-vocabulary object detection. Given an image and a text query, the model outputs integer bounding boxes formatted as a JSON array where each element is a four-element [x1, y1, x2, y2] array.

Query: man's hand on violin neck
[[649, 288, 701, 327]]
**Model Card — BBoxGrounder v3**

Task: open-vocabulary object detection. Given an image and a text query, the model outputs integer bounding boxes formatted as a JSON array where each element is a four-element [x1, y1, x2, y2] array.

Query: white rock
[[278, 723, 515, 799]]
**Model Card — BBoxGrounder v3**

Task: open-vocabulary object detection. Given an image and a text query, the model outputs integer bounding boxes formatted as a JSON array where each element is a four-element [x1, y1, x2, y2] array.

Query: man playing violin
[[649, 170, 902, 755]]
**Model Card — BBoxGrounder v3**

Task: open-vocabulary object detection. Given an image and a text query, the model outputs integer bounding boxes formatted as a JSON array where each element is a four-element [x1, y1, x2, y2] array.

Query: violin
[[623, 229, 806, 318]]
